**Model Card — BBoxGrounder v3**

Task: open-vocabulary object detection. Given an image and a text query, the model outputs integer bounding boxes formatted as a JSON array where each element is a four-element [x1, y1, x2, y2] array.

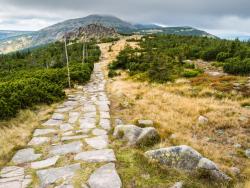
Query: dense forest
[[0, 40, 101, 120], [109, 34, 250, 82]]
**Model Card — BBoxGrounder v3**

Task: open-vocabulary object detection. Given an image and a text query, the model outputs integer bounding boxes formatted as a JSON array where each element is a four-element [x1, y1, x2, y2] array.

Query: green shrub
[[223, 58, 250, 75], [182, 69, 200, 78], [108, 70, 119, 78]]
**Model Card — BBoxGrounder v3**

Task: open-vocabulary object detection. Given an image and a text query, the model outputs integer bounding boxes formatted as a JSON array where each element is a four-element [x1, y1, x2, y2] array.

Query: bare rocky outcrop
[[145, 145, 231, 182], [64, 24, 119, 41]]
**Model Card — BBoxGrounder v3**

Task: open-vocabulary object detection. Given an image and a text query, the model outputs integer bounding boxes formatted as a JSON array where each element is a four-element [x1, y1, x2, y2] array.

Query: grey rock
[[52, 113, 64, 120], [114, 125, 160, 146], [99, 119, 111, 130], [100, 111, 110, 119], [233, 143, 242, 148], [145, 145, 231, 182], [92, 128, 107, 136], [88, 163, 121, 188], [49, 141, 83, 156], [60, 123, 73, 131], [33, 128, 57, 136], [74, 149, 116, 162], [170, 182, 183, 188], [28, 137, 50, 146], [145, 145, 202, 171], [31, 156, 60, 169], [36, 163, 80, 186], [198, 115, 209, 125], [12, 148, 41, 164], [68, 112, 80, 124], [138, 120, 154, 127], [245, 149, 250, 158], [115, 119, 123, 126], [61, 135, 88, 141], [43, 119, 63, 126], [0, 167, 31, 188], [85, 135, 108, 149]]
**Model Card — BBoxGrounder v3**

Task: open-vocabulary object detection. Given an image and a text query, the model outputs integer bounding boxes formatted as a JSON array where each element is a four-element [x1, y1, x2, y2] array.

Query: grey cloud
[[0, 0, 250, 34]]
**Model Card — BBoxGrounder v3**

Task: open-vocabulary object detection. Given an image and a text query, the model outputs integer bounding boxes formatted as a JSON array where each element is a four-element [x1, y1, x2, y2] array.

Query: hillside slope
[[0, 14, 216, 54]]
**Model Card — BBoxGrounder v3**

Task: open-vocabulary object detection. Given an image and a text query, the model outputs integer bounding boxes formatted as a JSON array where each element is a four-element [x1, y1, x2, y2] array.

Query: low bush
[[182, 69, 200, 78]]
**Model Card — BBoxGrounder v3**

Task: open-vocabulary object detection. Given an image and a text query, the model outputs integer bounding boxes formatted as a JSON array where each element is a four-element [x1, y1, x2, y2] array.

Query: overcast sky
[[0, 0, 250, 37]]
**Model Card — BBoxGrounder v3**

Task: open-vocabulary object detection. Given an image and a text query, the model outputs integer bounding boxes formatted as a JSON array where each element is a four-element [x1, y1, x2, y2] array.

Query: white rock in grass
[[85, 135, 108, 150], [28, 137, 50, 146], [52, 113, 64, 120], [245, 149, 250, 158], [49, 141, 83, 156], [43, 119, 63, 127], [31, 156, 59, 169], [198, 116, 209, 125], [33, 129, 57, 136], [12, 148, 41, 164], [92, 128, 107, 136], [88, 163, 121, 188], [60, 123, 73, 131], [74, 149, 116, 162], [36, 163, 80, 187], [170, 182, 183, 188]]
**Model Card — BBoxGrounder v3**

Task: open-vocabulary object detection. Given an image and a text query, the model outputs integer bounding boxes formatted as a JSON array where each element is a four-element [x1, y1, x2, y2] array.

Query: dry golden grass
[[0, 104, 57, 167], [100, 37, 250, 187]]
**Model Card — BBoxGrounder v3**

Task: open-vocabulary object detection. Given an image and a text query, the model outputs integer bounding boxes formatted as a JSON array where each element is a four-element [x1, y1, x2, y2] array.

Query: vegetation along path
[[0, 44, 122, 188]]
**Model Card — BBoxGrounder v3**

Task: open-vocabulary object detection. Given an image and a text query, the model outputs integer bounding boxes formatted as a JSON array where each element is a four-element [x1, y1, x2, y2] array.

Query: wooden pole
[[64, 38, 71, 88]]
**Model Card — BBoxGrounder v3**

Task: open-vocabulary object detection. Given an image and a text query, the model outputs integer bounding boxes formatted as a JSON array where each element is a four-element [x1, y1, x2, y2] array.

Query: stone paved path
[[0, 50, 122, 187]]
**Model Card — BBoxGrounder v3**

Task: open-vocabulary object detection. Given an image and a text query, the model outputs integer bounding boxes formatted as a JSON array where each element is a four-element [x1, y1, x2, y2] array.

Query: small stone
[[197, 158, 218, 170], [43, 119, 63, 126], [233, 143, 242, 148], [68, 112, 80, 124], [245, 149, 250, 158], [115, 119, 123, 126], [36, 163, 80, 186], [52, 113, 64, 120], [31, 156, 60, 169], [198, 115, 209, 125], [28, 137, 50, 146], [12, 148, 41, 164], [230, 167, 240, 176], [74, 149, 116, 162], [33, 129, 57, 136], [49, 141, 83, 156], [60, 123, 73, 131], [85, 135, 109, 150], [61, 135, 88, 141], [138, 120, 153, 127], [92, 128, 107, 136], [88, 163, 121, 188], [170, 182, 183, 188], [99, 119, 111, 130]]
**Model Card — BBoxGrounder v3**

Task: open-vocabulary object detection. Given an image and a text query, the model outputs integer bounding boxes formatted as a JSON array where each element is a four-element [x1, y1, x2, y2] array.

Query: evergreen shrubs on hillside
[[0, 41, 100, 120]]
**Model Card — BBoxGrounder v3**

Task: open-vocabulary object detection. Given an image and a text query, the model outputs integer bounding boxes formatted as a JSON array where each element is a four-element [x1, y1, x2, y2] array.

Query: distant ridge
[[0, 14, 216, 53]]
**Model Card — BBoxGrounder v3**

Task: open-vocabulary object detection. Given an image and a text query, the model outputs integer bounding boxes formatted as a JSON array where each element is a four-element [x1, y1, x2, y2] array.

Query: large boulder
[[113, 125, 160, 146], [145, 145, 231, 182]]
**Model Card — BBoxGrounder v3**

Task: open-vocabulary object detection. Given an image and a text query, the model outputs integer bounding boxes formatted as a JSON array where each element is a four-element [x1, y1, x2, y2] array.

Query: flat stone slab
[[74, 149, 116, 162], [80, 118, 96, 130], [82, 104, 96, 112], [36, 163, 81, 186], [43, 119, 63, 127], [31, 156, 60, 169], [82, 112, 97, 118], [99, 119, 111, 130], [88, 163, 121, 188], [0, 166, 31, 188], [68, 112, 80, 124], [52, 113, 64, 120], [85, 135, 108, 150], [61, 135, 88, 141], [56, 107, 73, 113], [100, 111, 110, 119], [33, 129, 57, 136], [60, 123, 73, 131], [92, 128, 107, 136], [28, 137, 50, 146], [49, 141, 83, 156], [12, 148, 41, 164]]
